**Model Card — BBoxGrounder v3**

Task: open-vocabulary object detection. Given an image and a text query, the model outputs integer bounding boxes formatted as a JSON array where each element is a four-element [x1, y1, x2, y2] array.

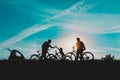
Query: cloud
[[50, 0, 96, 20], [0, 0, 96, 52], [88, 47, 120, 59], [0, 24, 54, 51], [83, 25, 120, 34], [102, 47, 120, 52], [96, 26, 120, 34], [80, 25, 120, 34], [57, 13, 120, 35], [50, 0, 85, 20]]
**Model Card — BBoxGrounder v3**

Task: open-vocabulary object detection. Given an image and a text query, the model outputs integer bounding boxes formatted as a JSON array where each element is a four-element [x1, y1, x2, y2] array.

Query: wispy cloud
[[89, 47, 120, 59], [102, 47, 120, 52], [83, 25, 120, 34], [50, 0, 85, 20], [96, 26, 120, 34], [0, 24, 54, 50], [50, 0, 96, 20], [57, 13, 120, 34], [0, 0, 96, 52], [100, 47, 120, 59]]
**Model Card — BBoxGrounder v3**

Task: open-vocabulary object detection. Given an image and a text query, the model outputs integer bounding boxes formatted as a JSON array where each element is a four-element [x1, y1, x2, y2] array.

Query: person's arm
[[55, 46, 60, 50], [50, 46, 55, 48], [82, 42, 86, 50], [49, 44, 55, 48]]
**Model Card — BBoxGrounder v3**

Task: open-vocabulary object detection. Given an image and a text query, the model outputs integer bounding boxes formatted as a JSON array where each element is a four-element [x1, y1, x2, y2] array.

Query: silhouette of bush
[[101, 54, 115, 61]]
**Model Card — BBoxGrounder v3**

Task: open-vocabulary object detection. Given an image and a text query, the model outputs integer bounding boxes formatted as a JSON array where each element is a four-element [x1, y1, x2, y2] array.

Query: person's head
[[76, 37, 80, 41], [48, 39, 51, 43], [60, 48, 63, 51]]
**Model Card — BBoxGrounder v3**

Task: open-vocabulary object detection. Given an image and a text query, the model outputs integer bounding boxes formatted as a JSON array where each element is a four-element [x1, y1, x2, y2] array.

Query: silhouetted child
[[55, 46, 65, 59]]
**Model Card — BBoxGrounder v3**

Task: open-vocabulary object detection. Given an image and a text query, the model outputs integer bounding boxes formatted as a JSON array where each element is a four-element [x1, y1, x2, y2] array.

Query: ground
[[0, 60, 119, 80]]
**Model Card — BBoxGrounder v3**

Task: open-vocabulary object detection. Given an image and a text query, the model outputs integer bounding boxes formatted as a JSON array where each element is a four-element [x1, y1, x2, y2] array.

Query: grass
[[0, 59, 120, 64]]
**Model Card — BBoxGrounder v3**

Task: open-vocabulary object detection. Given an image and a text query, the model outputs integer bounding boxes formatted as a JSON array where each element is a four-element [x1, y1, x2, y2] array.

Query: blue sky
[[0, 0, 120, 59]]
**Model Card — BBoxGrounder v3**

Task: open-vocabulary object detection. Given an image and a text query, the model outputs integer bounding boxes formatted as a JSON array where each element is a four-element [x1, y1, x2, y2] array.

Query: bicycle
[[30, 50, 56, 60], [53, 46, 73, 61], [65, 47, 94, 61]]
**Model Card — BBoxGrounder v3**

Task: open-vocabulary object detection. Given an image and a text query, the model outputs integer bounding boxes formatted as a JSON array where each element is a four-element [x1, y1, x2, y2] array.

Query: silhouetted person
[[55, 46, 65, 59], [40, 39, 55, 60], [75, 37, 86, 61], [8, 49, 25, 61]]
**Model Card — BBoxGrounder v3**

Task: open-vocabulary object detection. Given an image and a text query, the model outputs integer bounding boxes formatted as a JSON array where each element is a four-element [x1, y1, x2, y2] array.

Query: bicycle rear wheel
[[83, 52, 94, 60], [30, 54, 39, 60], [64, 55, 72, 61]]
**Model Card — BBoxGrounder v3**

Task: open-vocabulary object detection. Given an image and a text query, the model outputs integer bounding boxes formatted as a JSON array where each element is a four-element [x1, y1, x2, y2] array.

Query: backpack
[[42, 42, 48, 48]]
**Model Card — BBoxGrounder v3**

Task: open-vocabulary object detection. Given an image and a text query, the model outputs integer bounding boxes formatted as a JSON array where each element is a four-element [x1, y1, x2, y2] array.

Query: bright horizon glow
[[54, 33, 94, 54]]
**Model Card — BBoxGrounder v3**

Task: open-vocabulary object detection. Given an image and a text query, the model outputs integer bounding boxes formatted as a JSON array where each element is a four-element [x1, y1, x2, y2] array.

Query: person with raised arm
[[40, 39, 55, 60]]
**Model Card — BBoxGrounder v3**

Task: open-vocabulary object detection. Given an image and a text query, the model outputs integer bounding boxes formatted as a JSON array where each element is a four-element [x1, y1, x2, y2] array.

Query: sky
[[0, 0, 120, 59]]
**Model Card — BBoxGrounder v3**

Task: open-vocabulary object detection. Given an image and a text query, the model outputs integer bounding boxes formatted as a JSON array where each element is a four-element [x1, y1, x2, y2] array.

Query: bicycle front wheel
[[83, 52, 94, 60], [65, 52, 76, 61], [46, 54, 56, 60], [30, 54, 39, 60]]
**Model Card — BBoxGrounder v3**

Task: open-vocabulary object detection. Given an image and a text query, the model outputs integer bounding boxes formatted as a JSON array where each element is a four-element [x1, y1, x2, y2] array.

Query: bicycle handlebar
[[55, 46, 59, 50]]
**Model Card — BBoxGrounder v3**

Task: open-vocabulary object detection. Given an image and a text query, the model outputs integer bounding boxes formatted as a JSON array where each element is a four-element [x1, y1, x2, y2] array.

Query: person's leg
[[80, 51, 84, 61], [40, 49, 46, 60], [75, 52, 79, 61], [62, 54, 65, 60], [44, 52, 47, 60]]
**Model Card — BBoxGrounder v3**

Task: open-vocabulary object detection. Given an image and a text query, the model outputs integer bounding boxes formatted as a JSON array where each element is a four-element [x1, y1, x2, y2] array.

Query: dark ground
[[0, 60, 120, 80]]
